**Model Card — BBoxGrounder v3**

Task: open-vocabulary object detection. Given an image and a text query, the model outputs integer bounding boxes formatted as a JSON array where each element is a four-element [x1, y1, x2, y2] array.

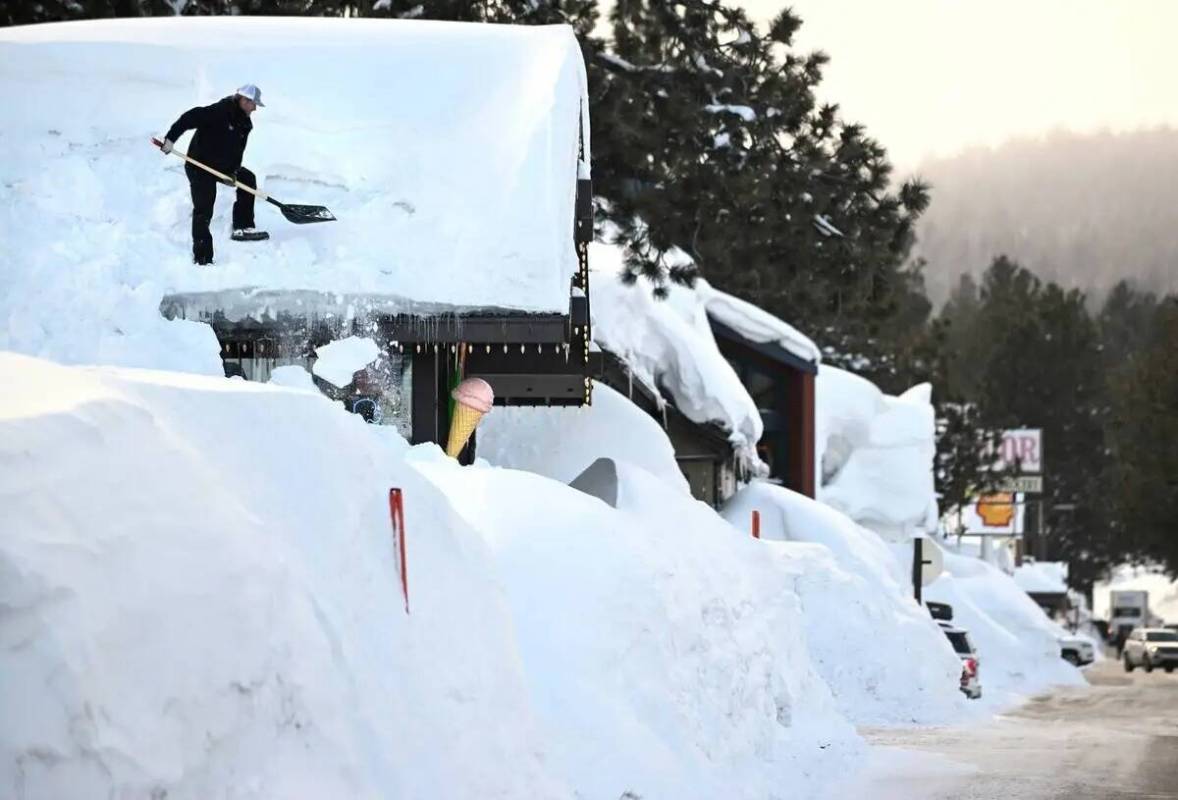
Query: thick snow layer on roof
[[700, 282, 821, 364], [815, 365, 938, 539], [0, 17, 587, 369], [589, 241, 765, 470]]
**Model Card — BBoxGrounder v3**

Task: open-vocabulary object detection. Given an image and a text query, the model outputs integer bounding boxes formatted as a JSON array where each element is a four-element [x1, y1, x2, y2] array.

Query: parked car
[[926, 601, 954, 622], [938, 621, 982, 699], [1059, 634, 1095, 667], [1122, 628, 1178, 673]]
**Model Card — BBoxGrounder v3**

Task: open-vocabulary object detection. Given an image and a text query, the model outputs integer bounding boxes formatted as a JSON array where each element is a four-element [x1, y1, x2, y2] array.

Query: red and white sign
[[994, 428, 1042, 474]]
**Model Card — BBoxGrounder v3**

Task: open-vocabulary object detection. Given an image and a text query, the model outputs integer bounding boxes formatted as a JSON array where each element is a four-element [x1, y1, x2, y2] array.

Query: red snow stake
[[751, 509, 761, 539], [388, 488, 409, 614]]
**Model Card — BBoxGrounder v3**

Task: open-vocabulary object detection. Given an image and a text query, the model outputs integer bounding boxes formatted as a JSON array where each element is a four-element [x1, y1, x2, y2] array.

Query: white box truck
[[1110, 589, 1149, 649]]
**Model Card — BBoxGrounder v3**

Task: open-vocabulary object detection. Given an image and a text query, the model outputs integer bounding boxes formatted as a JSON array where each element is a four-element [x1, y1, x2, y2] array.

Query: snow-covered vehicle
[[1059, 634, 1095, 667], [938, 621, 982, 699], [1122, 628, 1178, 673]]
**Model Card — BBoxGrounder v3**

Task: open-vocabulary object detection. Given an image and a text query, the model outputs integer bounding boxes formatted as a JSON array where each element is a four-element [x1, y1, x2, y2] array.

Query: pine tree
[[1106, 294, 1178, 575], [592, 0, 930, 369]]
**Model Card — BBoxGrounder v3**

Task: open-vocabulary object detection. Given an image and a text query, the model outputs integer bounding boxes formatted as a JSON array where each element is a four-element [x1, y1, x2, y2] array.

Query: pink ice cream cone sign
[[452, 377, 494, 412]]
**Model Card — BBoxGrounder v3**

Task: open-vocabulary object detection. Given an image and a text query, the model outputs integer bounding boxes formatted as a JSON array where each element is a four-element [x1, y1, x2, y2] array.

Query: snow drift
[[815, 365, 939, 539], [721, 482, 968, 725], [1, 354, 871, 799], [924, 549, 1084, 707], [0, 354, 566, 799]]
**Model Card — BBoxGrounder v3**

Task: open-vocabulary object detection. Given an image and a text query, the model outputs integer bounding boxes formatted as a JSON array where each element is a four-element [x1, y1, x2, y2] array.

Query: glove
[[160, 138, 174, 155], [219, 174, 237, 187]]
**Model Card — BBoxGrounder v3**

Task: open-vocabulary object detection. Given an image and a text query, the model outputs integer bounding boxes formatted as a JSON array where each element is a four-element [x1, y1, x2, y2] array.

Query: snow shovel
[[151, 137, 336, 224]]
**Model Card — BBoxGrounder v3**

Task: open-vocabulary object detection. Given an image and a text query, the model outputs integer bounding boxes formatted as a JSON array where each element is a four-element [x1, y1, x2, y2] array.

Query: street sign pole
[[913, 537, 923, 604]]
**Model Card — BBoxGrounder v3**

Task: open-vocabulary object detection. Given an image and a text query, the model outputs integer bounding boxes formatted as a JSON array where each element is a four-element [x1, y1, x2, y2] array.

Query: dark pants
[[186, 164, 256, 262]]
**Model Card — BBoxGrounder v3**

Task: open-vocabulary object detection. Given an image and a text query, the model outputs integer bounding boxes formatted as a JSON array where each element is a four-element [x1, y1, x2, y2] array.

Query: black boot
[[231, 228, 270, 242]]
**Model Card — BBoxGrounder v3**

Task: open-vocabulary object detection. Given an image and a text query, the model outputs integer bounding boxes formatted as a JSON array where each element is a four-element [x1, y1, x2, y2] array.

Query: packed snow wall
[[2, 354, 876, 799], [815, 365, 939, 540]]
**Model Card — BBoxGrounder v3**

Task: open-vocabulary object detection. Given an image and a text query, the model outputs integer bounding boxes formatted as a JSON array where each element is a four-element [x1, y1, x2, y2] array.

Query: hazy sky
[[733, 1, 1178, 172]]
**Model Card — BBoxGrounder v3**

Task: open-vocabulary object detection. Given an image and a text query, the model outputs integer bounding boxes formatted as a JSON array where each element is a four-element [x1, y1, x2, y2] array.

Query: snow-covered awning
[[588, 242, 765, 475], [0, 18, 589, 316], [701, 285, 821, 367]]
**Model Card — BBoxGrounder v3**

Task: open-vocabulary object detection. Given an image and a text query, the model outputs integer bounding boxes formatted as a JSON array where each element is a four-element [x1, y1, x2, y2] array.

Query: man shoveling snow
[[160, 84, 269, 265]]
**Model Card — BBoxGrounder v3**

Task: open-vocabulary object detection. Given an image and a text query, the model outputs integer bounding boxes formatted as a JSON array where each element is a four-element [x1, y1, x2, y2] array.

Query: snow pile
[[0, 18, 588, 371], [722, 482, 968, 725], [1012, 561, 1069, 595], [589, 241, 764, 469], [815, 365, 938, 540], [924, 548, 1084, 707], [1094, 565, 1178, 625], [701, 282, 821, 364], [415, 456, 862, 800], [0, 353, 565, 799], [479, 381, 691, 494], [811, 364, 1080, 706], [2, 354, 877, 799]]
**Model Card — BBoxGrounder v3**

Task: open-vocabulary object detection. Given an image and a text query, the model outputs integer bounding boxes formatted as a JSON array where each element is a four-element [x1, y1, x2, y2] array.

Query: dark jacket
[[165, 96, 252, 174]]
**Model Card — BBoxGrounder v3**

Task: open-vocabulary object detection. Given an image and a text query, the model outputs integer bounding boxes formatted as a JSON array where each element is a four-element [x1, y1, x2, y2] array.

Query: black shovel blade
[[280, 203, 336, 224]]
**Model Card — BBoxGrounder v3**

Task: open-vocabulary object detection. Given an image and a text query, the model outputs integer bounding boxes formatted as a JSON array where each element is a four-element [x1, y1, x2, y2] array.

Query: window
[[1113, 607, 1142, 618], [945, 630, 973, 655], [1146, 631, 1178, 642]]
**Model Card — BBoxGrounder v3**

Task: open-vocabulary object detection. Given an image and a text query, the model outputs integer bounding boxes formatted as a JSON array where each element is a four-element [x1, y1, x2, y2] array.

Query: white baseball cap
[[235, 84, 265, 107]]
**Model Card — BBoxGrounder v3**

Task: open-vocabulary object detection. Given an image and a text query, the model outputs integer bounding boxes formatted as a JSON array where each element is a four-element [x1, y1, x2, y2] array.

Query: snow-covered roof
[[0, 18, 588, 321], [588, 242, 765, 474], [701, 285, 821, 365]]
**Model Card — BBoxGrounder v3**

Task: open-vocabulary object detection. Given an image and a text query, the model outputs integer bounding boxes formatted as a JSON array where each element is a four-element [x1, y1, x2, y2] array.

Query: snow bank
[[722, 482, 969, 725], [700, 281, 821, 364], [0, 18, 588, 370], [924, 548, 1084, 708], [815, 365, 938, 539], [1012, 561, 1069, 595], [589, 242, 764, 469], [1094, 565, 1178, 625], [481, 385, 967, 730], [0, 353, 567, 799], [479, 381, 691, 494], [415, 457, 862, 800], [2, 353, 877, 799]]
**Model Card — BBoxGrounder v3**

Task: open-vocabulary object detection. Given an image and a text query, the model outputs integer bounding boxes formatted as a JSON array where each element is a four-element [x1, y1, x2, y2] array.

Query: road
[[842, 657, 1178, 799]]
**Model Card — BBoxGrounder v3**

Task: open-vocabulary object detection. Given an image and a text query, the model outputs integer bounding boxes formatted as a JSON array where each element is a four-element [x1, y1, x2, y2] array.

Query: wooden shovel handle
[[151, 137, 269, 202]]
